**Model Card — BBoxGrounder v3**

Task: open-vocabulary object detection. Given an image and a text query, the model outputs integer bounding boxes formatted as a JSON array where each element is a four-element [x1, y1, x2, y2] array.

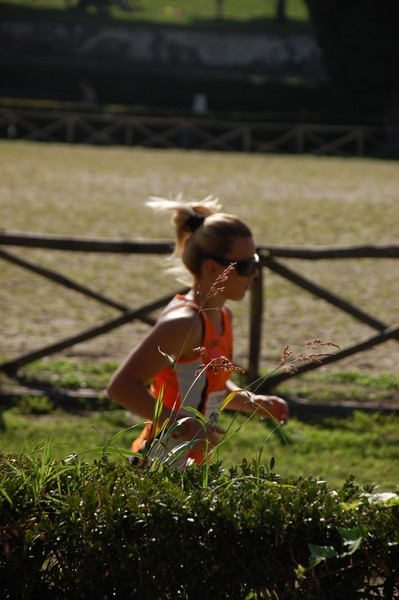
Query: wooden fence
[[1, 107, 399, 157], [1, 232, 398, 395]]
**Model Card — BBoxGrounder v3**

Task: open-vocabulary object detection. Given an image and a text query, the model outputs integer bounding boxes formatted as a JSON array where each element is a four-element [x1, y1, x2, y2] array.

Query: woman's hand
[[250, 395, 289, 425]]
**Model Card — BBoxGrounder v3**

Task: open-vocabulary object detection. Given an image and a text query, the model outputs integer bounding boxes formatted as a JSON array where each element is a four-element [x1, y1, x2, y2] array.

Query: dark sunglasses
[[207, 253, 260, 277]]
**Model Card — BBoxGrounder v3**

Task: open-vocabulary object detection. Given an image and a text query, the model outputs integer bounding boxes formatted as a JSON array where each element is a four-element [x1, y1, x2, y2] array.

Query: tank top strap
[[161, 294, 230, 329], [160, 293, 201, 318]]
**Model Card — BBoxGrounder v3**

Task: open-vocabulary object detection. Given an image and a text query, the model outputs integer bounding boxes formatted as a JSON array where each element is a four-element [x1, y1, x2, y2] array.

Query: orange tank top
[[131, 294, 234, 465], [150, 294, 233, 420]]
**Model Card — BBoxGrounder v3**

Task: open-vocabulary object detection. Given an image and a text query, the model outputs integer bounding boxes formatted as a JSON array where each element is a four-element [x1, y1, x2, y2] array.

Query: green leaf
[[340, 500, 360, 511], [183, 405, 208, 423], [0, 485, 13, 506], [218, 390, 243, 412], [338, 525, 366, 555], [308, 543, 337, 567]]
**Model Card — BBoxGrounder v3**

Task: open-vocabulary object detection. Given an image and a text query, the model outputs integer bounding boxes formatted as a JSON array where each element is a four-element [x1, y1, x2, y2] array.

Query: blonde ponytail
[[147, 195, 252, 278]]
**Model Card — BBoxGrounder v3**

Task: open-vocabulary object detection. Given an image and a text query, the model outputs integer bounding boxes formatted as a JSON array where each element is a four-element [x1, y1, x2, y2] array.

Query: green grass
[[15, 357, 118, 391], [1, 359, 399, 491], [1, 357, 398, 491], [0, 408, 137, 457], [217, 411, 399, 492], [1, 0, 311, 30], [278, 372, 399, 405], [1, 404, 399, 492], [6, 358, 399, 406]]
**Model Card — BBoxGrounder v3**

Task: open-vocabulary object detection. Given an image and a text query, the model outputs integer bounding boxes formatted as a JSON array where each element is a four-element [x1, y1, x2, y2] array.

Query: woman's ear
[[202, 258, 220, 279]]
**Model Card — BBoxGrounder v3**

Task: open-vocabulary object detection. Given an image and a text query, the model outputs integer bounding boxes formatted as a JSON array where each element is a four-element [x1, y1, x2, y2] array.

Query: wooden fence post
[[66, 116, 76, 144], [247, 266, 263, 382]]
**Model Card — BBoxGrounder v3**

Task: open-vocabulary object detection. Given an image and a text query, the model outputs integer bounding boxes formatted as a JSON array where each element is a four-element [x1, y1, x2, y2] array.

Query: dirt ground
[[1, 143, 398, 402]]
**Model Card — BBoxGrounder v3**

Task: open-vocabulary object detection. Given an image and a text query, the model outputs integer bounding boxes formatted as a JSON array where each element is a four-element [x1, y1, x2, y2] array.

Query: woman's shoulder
[[157, 301, 203, 355], [161, 302, 199, 323], [161, 294, 200, 314], [160, 300, 202, 334]]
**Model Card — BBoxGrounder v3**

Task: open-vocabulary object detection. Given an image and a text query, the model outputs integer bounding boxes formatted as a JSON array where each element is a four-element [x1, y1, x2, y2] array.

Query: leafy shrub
[[1, 450, 398, 599]]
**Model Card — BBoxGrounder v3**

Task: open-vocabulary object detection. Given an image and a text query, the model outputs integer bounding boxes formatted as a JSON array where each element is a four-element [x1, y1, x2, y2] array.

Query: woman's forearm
[[224, 380, 254, 412], [107, 378, 193, 426]]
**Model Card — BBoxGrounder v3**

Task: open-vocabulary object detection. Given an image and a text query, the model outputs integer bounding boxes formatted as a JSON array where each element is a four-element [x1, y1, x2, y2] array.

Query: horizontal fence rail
[[1, 107, 399, 157], [1, 232, 398, 398]]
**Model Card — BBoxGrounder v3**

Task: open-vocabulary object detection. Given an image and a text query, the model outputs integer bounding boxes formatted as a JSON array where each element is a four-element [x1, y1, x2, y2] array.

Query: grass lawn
[[0, 0, 311, 30], [1, 405, 399, 492], [1, 139, 398, 491]]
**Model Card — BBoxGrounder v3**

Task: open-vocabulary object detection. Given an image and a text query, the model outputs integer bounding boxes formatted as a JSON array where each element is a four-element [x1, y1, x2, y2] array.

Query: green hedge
[[1, 451, 398, 599]]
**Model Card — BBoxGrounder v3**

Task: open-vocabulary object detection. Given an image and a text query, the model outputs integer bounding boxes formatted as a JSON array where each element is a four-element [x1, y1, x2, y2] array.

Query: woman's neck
[[188, 281, 226, 311], [187, 283, 224, 334]]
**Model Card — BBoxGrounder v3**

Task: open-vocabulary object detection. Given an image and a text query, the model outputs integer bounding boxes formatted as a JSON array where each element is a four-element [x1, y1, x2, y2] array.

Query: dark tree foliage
[[304, 0, 399, 123]]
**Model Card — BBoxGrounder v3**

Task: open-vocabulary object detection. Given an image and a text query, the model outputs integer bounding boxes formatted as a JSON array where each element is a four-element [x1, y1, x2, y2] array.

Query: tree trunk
[[275, 0, 287, 24], [215, 0, 224, 19]]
